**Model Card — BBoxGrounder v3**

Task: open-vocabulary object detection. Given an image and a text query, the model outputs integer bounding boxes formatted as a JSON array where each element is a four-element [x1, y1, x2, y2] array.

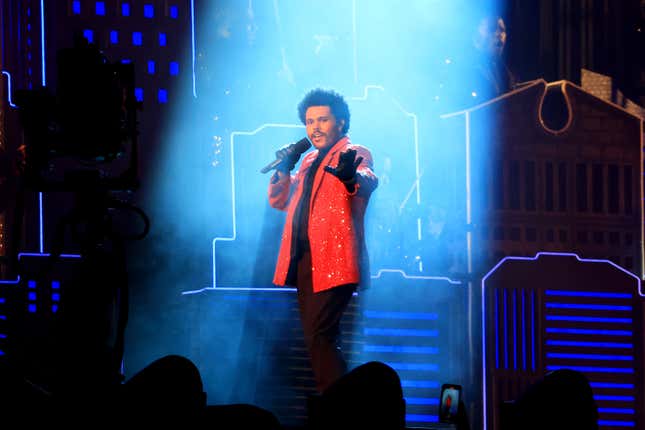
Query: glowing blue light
[[110, 30, 118, 44], [95, 2, 105, 16], [83, 29, 94, 43], [72, 1, 81, 14], [598, 408, 635, 415], [590, 382, 634, 389], [28, 304, 36, 313], [406, 414, 438, 423], [385, 362, 438, 371], [51, 293, 60, 301], [148, 60, 155, 74], [121, 3, 130, 16], [546, 365, 633, 373], [364, 328, 438, 337], [546, 290, 632, 299], [364, 345, 439, 354], [401, 380, 439, 388], [144, 4, 154, 18], [546, 315, 632, 323], [169, 61, 179, 76], [547, 340, 632, 348], [159, 32, 167, 46], [28, 292, 36, 301], [405, 397, 439, 405], [121, 59, 132, 64], [595, 395, 635, 401], [597, 420, 634, 427], [169, 5, 178, 18], [363, 310, 438, 320], [546, 303, 631, 311], [28, 280, 36, 289], [1, 71, 16, 107], [158, 88, 167, 103], [132, 31, 142, 46], [134, 88, 143, 102], [51, 280, 60, 289], [546, 352, 633, 361], [52, 304, 58, 313], [546, 328, 632, 336]]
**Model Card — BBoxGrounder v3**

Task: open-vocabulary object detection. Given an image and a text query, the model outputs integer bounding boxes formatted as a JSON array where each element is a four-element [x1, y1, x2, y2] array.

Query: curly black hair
[[297, 88, 350, 135]]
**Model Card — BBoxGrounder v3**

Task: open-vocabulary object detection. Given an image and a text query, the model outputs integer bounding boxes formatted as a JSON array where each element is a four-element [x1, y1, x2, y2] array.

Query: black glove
[[324, 148, 363, 184], [275, 144, 302, 173]]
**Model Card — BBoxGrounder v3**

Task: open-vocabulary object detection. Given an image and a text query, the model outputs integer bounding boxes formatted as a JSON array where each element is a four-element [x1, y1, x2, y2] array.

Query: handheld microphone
[[260, 137, 311, 174]]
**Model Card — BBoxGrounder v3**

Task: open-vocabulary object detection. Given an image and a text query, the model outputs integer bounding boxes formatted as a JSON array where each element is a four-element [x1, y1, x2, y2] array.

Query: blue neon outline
[[597, 408, 635, 414], [190, 0, 196, 97], [481, 251, 644, 430], [384, 362, 438, 371], [40, 0, 45, 86], [405, 414, 438, 423], [0, 253, 81, 284], [1, 71, 16, 107], [39, 1, 46, 253]]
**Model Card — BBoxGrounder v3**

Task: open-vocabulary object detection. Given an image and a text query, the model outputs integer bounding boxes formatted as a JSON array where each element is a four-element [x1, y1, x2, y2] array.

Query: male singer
[[268, 88, 378, 392]]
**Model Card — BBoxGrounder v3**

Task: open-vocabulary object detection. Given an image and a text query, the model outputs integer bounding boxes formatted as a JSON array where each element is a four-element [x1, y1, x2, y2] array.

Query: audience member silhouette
[[310, 361, 406, 429], [506, 368, 599, 430]]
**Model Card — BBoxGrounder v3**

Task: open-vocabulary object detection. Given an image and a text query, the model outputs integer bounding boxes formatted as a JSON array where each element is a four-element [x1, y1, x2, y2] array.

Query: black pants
[[296, 250, 356, 393]]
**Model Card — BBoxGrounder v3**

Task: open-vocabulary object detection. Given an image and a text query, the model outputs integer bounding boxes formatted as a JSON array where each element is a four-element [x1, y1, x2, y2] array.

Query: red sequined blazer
[[268, 136, 378, 293]]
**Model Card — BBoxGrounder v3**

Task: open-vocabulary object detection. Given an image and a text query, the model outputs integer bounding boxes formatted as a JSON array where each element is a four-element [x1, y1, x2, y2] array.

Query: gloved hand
[[324, 148, 363, 184], [275, 144, 303, 173]]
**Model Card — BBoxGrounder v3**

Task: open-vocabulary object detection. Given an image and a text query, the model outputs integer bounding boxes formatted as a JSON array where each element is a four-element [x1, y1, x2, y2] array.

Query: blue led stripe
[[400, 380, 439, 388], [363, 345, 439, 354], [597, 420, 635, 427], [385, 362, 438, 371], [495, 288, 499, 369], [546, 290, 632, 299], [405, 397, 439, 405], [406, 414, 438, 423], [595, 395, 635, 401], [546, 303, 631, 311], [364, 310, 438, 320], [546, 316, 632, 323], [522, 289, 526, 370], [531, 290, 535, 371], [547, 365, 633, 373], [598, 408, 635, 414], [513, 289, 517, 369], [546, 352, 633, 361], [546, 328, 632, 336], [590, 382, 634, 389], [364, 328, 438, 337], [503, 289, 508, 369], [547, 340, 633, 348]]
